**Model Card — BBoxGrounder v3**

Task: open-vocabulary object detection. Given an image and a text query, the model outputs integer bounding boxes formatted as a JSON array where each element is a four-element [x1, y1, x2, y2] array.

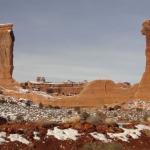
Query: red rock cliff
[[135, 20, 150, 99], [0, 24, 14, 84]]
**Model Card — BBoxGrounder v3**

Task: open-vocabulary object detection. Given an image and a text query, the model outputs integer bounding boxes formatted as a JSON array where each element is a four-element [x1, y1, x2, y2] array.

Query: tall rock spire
[[0, 24, 15, 84], [135, 20, 150, 99]]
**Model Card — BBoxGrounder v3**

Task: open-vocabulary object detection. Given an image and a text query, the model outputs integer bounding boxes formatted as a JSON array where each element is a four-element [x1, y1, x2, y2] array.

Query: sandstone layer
[[135, 20, 150, 99], [0, 24, 15, 85]]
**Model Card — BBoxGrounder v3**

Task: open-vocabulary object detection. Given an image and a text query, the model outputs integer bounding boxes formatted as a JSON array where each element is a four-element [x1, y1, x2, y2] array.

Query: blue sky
[[0, 0, 150, 83]]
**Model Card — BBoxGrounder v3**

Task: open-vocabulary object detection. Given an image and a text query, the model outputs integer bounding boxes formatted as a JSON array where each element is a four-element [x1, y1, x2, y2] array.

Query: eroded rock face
[[135, 20, 150, 99], [0, 24, 14, 83], [51, 80, 137, 107]]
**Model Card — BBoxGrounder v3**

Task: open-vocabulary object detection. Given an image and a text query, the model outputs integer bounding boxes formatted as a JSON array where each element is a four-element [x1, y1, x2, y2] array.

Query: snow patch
[[33, 132, 40, 141], [33, 91, 53, 98], [0, 132, 7, 144], [90, 132, 111, 143], [47, 127, 80, 140], [136, 124, 150, 130], [18, 88, 29, 94], [107, 124, 150, 142], [8, 134, 30, 145]]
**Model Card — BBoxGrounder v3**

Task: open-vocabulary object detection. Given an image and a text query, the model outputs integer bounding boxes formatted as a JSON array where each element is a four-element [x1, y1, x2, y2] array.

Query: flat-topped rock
[[0, 24, 13, 30]]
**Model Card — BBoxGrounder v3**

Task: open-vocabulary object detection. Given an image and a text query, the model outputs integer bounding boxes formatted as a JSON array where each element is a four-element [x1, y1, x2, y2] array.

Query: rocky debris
[[0, 24, 14, 84]]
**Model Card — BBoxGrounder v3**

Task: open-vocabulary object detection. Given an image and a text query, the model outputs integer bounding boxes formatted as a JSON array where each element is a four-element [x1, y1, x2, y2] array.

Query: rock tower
[[0, 24, 15, 84], [135, 20, 150, 99]]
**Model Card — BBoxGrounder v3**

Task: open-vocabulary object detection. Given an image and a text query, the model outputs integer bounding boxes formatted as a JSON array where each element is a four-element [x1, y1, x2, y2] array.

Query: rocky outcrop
[[51, 80, 138, 107], [135, 20, 150, 99], [0, 24, 15, 85], [75, 80, 137, 105], [2, 21, 150, 107]]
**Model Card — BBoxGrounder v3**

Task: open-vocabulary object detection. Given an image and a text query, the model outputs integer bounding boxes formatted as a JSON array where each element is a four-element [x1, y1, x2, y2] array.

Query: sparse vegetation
[[143, 113, 150, 122], [0, 97, 6, 104], [80, 111, 106, 125], [0, 90, 3, 94], [16, 114, 25, 122], [74, 107, 81, 114], [143, 129, 150, 137], [39, 102, 43, 109]]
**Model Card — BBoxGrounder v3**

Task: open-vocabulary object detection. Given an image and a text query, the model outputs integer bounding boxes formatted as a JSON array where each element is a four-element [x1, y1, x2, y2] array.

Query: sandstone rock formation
[[0, 24, 14, 85], [2, 21, 150, 107], [51, 80, 137, 107], [135, 20, 150, 99]]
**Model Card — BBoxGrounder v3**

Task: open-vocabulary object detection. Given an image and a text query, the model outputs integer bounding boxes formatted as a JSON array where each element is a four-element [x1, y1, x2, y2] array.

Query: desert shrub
[[9, 101, 17, 105], [86, 112, 106, 125], [80, 112, 106, 125], [143, 129, 150, 137], [80, 142, 123, 150], [80, 142, 101, 150], [136, 108, 143, 112], [0, 117, 7, 125], [16, 114, 24, 122], [80, 111, 90, 123], [25, 100, 32, 107], [47, 105, 53, 109], [67, 110, 72, 115], [143, 113, 150, 122], [108, 107, 115, 111], [0, 97, 6, 104], [39, 102, 43, 109], [74, 107, 81, 114], [0, 90, 3, 94], [113, 105, 121, 110], [102, 143, 123, 150], [103, 105, 107, 109], [104, 117, 117, 126]]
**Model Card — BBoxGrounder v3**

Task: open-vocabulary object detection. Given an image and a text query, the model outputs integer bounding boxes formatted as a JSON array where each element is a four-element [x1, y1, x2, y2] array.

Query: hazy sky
[[0, 0, 150, 83]]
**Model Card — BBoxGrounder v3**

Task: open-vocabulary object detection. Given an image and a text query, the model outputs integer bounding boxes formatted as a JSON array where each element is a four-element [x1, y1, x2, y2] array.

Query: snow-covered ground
[[0, 124, 149, 145], [0, 95, 150, 123], [0, 95, 78, 122]]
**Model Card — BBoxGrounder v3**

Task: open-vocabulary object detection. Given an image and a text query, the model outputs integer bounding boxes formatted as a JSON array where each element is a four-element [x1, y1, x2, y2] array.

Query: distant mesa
[[0, 21, 150, 106]]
